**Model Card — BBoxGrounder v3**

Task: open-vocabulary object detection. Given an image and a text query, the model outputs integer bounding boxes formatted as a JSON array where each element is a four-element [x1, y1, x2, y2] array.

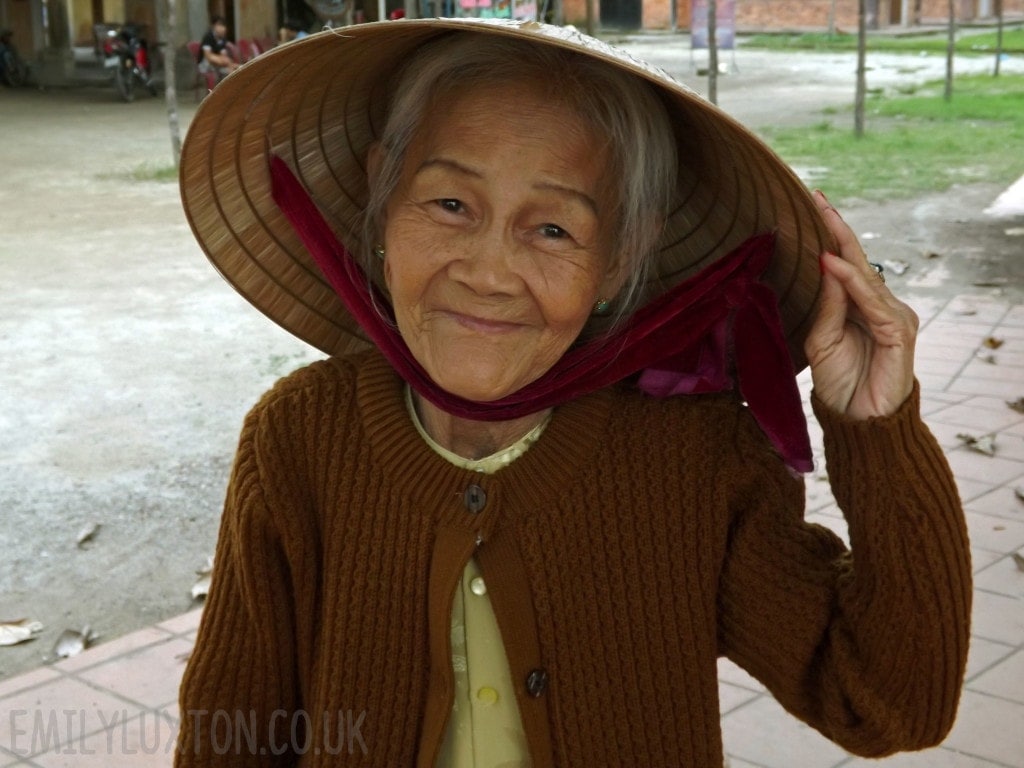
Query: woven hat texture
[[179, 18, 832, 368]]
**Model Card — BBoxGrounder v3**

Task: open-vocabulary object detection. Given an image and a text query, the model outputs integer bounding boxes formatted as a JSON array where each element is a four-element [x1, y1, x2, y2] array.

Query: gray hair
[[362, 32, 679, 330]]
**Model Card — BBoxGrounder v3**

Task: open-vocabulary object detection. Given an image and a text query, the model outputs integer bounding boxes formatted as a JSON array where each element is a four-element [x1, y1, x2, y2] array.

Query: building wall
[[566, 0, 1023, 30], [642, 0, 690, 29], [563, 0, 592, 27], [920, 0, 1024, 21], [737, 0, 860, 30]]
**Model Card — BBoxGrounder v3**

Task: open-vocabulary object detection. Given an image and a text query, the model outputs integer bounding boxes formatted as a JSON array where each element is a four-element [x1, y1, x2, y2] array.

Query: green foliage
[[128, 163, 180, 182], [99, 163, 179, 183], [743, 27, 1024, 55], [758, 75, 1024, 203]]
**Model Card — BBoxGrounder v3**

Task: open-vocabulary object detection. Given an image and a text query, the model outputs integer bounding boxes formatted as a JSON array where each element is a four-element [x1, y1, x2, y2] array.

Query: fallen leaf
[[883, 258, 909, 276], [921, 250, 941, 259], [976, 352, 997, 364], [1015, 487, 1024, 503], [1007, 398, 1024, 414], [50, 625, 96, 659], [1013, 553, 1024, 572], [983, 337, 1005, 350], [957, 433, 996, 456], [191, 556, 214, 601], [972, 277, 1009, 287], [76, 522, 101, 548], [0, 619, 44, 647]]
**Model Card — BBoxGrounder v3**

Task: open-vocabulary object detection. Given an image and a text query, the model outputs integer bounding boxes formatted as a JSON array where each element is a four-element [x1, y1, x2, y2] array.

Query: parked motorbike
[[100, 24, 156, 102], [0, 28, 29, 87]]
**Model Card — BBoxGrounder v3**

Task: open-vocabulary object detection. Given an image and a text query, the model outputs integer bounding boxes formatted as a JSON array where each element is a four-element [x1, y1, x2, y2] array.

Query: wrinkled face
[[378, 80, 623, 403]]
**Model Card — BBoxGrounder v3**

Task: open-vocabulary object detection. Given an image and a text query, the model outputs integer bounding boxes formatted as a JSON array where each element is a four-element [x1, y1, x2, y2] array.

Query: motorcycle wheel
[[115, 61, 134, 102]]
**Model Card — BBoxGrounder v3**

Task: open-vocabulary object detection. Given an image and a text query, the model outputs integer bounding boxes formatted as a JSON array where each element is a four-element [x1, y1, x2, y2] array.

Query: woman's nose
[[447, 230, 523, 296]]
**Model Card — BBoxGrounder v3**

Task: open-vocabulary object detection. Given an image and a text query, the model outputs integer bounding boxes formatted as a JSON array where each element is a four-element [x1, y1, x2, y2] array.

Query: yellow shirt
[[406, 386, 545, 768]]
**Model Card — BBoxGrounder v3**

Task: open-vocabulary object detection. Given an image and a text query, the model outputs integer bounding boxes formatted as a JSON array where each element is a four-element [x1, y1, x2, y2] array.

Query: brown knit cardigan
[[175, 349, 971, 767]]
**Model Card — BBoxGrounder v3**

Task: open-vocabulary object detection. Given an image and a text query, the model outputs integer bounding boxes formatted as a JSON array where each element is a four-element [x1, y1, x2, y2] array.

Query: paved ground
[[0, 34, 1023, 766]]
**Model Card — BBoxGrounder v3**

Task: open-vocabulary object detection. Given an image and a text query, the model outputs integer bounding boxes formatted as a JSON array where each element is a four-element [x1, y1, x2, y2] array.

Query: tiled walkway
[[1, 292, 1022, 768]]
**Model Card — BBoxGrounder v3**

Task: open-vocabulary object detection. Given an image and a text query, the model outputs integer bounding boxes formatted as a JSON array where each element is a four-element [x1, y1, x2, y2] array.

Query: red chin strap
[[269, 155, 813, 473]]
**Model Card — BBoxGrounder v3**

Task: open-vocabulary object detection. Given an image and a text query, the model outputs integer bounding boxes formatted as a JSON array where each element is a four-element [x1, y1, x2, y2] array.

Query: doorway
[[599, 0, 641, 30]]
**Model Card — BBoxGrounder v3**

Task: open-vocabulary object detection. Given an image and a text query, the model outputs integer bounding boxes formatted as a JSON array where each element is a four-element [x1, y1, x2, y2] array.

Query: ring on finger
[[868, 261, 886, 283]]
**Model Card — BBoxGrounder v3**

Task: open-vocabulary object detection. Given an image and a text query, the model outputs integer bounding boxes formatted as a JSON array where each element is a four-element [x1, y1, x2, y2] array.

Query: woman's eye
[[436, 199, 463, 213], [540, 224, 568, 239]]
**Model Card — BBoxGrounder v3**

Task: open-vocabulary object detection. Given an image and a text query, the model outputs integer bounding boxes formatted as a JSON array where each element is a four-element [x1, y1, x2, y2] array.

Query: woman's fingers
[[807, 191, 919, 418], [813, 190, 885, 284], [813, 190, 908, 335]]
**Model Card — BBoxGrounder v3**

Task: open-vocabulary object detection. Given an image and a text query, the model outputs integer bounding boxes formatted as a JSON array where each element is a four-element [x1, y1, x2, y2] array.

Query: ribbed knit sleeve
[[716, 382, 971, 757], [175, 385, 310, 767]]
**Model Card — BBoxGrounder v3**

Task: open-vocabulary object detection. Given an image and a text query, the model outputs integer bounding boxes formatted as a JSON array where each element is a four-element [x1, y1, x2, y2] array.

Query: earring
[[592, 298, 612, 316], [373, 244, 385, 260]]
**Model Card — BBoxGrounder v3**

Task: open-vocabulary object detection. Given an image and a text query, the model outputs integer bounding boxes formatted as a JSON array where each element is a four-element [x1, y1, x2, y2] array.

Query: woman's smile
[[445, 311, 524, 334]]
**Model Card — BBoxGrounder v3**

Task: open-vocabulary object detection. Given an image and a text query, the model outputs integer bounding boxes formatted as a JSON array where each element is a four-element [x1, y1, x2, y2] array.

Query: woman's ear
[[601, 252, 631, 301]]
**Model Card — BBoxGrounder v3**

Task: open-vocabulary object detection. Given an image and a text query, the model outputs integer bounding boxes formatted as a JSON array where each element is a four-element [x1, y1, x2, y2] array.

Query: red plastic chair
[[238, 39, 261, 62]]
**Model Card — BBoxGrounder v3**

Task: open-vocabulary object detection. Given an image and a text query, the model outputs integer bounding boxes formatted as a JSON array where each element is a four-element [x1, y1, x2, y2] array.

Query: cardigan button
[[463, 484, 487, 514], [525, 668, 549, 697]]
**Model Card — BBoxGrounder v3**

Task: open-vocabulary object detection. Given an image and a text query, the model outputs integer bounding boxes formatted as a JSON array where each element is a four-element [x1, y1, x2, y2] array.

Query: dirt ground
[[1, 39, 1022, 681]]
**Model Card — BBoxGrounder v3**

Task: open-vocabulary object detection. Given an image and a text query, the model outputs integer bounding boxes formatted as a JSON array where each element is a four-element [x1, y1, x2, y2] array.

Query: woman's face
[[379, 80, 623, 403]]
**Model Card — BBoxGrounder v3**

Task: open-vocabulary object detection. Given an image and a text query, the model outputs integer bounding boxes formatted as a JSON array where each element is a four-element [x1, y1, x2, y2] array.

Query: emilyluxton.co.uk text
[[6, 708, 368, 756]]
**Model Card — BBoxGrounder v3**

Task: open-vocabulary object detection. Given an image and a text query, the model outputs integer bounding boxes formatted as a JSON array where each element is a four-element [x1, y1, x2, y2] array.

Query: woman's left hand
[[804, 190, 919, 420]]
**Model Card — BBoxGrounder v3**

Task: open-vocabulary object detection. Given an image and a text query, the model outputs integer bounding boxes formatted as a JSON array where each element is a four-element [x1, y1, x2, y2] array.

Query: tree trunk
[[994, 0, 1003, 76], [855, 0, 867, 137], [157, 0, 182, 167], [707, 0, 718, 105], [944, 0, 955, 101], [828, 0, 837, 36], [585, 0, 595, 35]]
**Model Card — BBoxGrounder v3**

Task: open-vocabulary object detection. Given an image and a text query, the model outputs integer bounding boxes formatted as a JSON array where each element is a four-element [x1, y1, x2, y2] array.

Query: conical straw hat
[[180, 18, 832, 369]]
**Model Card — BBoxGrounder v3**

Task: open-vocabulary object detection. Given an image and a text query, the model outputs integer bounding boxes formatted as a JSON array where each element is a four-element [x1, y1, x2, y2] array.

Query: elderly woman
[[175, 19, 970, 768]]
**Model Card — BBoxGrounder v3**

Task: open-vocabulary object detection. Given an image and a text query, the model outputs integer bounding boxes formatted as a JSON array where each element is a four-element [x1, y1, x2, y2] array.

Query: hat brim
[[180, 18, 832, 370]]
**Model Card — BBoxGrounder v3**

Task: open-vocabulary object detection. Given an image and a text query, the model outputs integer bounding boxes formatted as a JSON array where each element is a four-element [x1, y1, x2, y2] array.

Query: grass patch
[[743, 27, 1024, 55], [99, 163, 179, 183], [758, 74, 1024, 203]]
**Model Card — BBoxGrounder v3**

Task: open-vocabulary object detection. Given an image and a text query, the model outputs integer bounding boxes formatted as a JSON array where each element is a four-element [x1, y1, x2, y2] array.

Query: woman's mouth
[[446, 311, 523, 334]]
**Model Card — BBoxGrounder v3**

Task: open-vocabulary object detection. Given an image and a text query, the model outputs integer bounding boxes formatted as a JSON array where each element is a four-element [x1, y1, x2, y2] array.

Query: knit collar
[[355, 349, 613, 518]]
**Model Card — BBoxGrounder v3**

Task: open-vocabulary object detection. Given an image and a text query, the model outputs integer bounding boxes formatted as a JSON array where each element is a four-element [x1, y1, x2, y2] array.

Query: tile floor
[[1, 291, 1022, 767]]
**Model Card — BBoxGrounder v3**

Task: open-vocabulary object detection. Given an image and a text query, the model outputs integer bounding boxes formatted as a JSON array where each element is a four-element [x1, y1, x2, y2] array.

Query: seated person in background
[[278, 19, 310, 43], [197, 15, 238, 83]]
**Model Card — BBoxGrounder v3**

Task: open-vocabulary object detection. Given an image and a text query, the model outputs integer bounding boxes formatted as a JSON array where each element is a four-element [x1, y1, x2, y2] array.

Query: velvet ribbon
[[269, 155, 813, 473]]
